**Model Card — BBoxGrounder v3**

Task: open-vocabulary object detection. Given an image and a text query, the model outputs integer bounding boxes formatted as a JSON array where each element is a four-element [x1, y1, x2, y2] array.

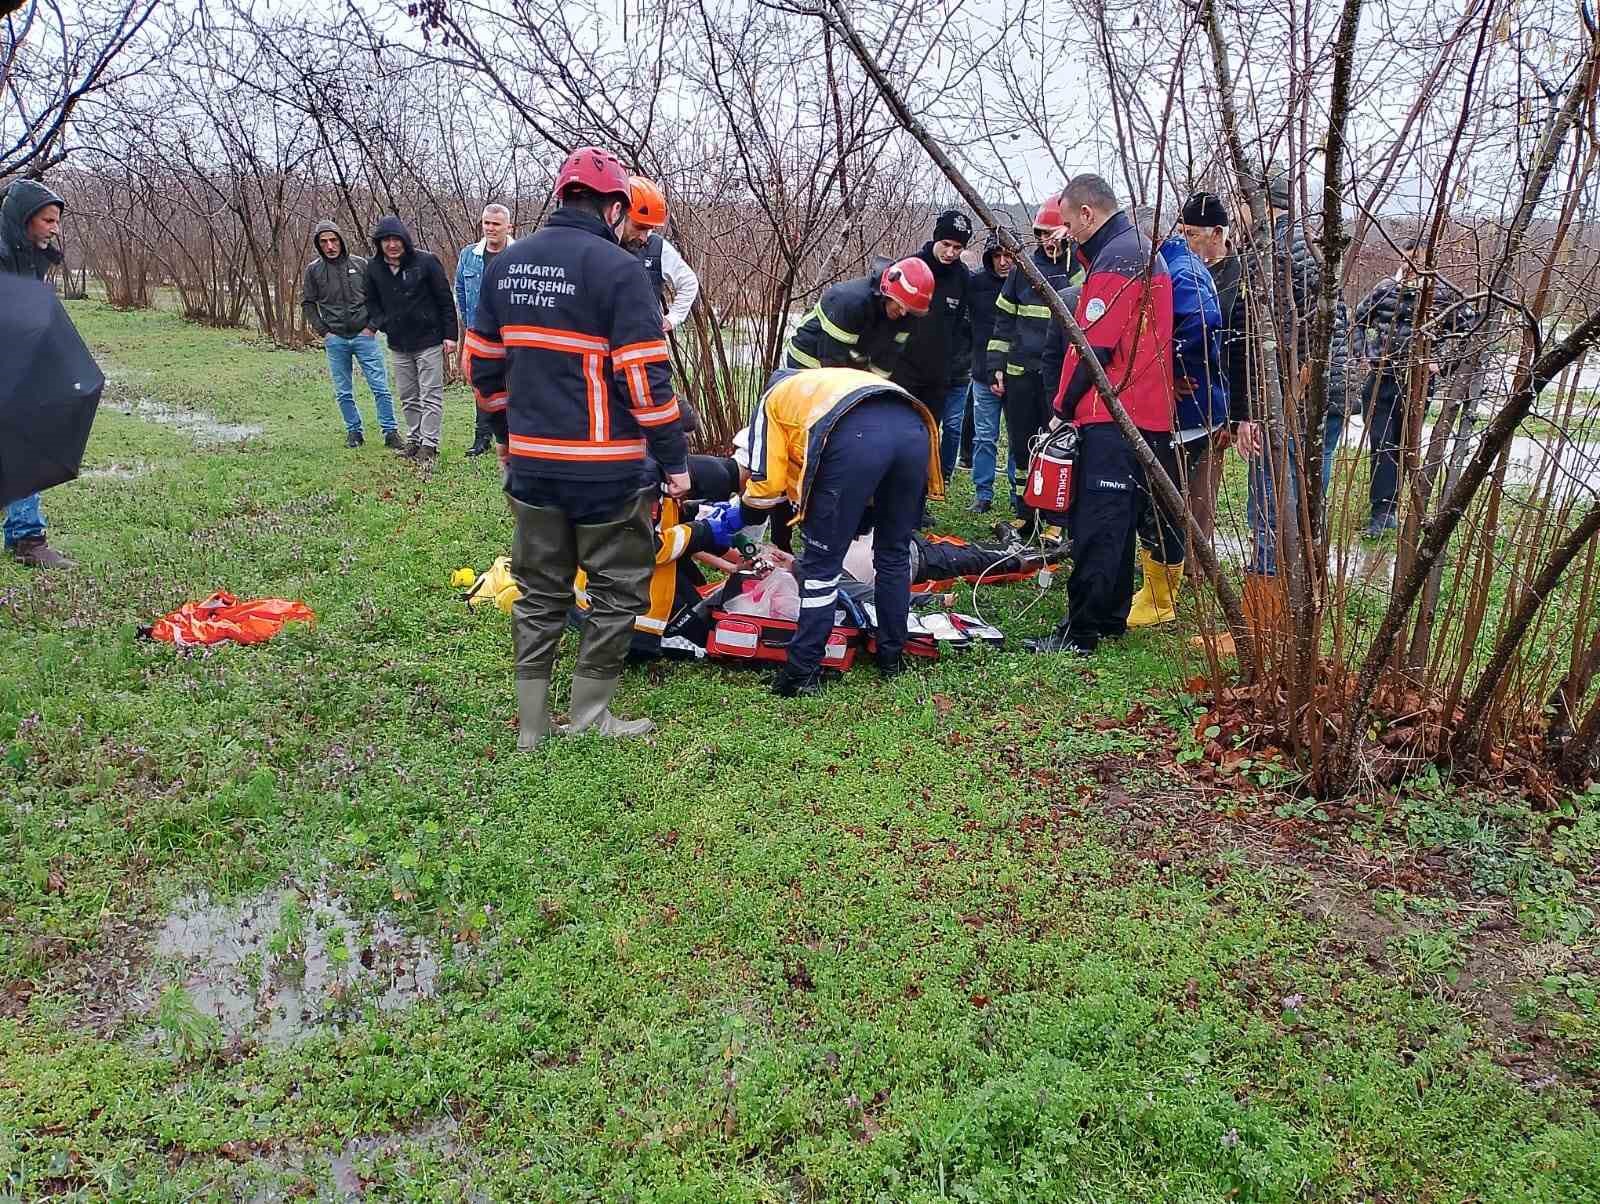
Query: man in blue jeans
[[301, 221, 399, 449], [964, 227, 1015, 512]]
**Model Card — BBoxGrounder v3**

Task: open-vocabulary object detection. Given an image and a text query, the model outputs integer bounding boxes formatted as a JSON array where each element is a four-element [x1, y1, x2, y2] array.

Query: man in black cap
[[891, 209, 973, 487]]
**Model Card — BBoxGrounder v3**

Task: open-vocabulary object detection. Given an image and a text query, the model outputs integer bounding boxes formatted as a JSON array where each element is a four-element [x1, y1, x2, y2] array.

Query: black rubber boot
[[772, 666, 823, 697], [1023, 625, 1094, 656]]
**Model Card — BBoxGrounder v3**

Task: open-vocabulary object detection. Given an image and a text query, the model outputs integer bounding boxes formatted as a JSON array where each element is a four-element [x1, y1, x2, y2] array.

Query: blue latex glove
[[700, 499, 745, 551]]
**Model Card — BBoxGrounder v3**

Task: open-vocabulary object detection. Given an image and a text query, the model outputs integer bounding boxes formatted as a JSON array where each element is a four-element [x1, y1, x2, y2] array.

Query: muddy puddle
[[108, 396, 262, 444], [142, 882, 439, 1046], [233, 1118, 487, 1203], [79, 460, 149, 481]]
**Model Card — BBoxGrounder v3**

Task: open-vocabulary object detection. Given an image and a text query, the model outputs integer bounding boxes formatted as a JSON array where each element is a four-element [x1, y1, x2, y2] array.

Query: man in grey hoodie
[[302, 221, 399, 449]]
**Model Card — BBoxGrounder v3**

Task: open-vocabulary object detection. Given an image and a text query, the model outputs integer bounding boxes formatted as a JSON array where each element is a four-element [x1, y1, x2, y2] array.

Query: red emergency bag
[[1021, 423, 1080, 515]]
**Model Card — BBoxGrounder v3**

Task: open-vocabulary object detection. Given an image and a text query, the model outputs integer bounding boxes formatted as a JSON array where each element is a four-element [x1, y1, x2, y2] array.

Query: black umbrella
[[0, 275, 104, 509]]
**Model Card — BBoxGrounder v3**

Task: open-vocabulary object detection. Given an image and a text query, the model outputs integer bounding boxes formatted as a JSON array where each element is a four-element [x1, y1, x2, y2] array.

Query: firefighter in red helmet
[[782, 256, 934, 380], [467, 145, 690, 750]]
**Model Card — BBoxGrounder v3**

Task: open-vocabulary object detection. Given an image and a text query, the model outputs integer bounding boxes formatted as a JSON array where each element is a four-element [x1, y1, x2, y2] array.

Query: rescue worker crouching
[[782, 257, 935, 377], [467, 145, 691, 750], [574, 457, 745, 661], [737, 367, 943, 697]]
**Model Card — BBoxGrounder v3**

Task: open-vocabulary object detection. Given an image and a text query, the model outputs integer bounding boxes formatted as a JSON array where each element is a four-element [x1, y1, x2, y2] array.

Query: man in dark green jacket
[[302, 221, 399, 449], [1, 178, 72, 569]]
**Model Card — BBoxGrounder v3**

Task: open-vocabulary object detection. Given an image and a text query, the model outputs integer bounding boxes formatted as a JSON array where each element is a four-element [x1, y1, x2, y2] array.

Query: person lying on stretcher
[[572, 454, 747, 660]]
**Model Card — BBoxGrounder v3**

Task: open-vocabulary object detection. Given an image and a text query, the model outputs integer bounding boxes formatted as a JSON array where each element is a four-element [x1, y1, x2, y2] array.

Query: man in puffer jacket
[[0, 178, 72, 569], [1123, 228, 1229, 626], [363, 215, 458, 461], [1349, 242, 1474, 536], [303, 221, 399, 450]]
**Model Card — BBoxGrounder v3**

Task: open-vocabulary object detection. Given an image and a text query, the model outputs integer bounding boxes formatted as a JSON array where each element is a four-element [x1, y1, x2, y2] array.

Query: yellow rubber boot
[[1128, 549, 1183, 627]]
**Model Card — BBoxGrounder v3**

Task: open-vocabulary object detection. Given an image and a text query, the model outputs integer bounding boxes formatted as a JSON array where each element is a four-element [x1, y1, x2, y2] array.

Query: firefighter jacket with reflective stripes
[[986, 245, 1081, 380], [467, 206, 688, 480], [783, 270, 914, 378], [740, 367, 943, 526], [576, 494, 712, 648], [1046, 209, 1175, 433]]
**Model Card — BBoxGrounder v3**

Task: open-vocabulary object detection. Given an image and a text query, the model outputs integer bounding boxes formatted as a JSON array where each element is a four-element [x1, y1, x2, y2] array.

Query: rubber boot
[[565, 674, 655, 737], [1127, 550, 1183, 627], [1023, 623, 1094, 655], [516, 678, 551, 751]]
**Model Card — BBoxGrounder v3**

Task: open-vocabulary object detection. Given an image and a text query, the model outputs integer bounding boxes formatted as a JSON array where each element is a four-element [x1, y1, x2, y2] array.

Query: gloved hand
[[699, 500, 746, 551]]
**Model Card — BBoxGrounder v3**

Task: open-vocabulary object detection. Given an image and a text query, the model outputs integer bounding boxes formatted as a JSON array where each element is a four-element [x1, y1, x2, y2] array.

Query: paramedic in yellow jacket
[[576, 489, 743, 659], [737, 367, 942, 696]]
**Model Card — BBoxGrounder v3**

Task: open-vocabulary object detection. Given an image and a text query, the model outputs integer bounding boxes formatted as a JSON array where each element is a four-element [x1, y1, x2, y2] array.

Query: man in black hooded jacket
[[891, 209, 973, 488], [1, 178, 72, 569], [363, 215, 457, 461]]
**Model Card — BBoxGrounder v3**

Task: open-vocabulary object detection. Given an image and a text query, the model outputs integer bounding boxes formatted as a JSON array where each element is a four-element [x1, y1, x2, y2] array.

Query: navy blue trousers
[[1067, 422, 1145, 648], [789, 399, 929, 675]]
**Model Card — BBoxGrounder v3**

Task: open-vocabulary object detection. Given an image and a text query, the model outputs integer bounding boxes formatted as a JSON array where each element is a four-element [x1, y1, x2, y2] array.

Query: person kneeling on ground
[[737, 367, 942, 696]]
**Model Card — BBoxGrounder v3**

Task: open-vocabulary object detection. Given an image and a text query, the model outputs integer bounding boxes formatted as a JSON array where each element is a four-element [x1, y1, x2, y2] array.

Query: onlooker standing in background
[[302, 220, 399, 450], [891, 209, 972, 491], [963, 226, 1016, 514], [1350, 240, 1472, 537], [455, 203, 513, 457], [364, 215, 458, 462], [1, 178, 73, 568]]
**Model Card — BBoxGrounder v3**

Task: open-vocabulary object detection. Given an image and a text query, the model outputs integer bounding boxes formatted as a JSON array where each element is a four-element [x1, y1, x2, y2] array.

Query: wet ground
[[234, 1118, 487, 1203], [107, 394, 263, 444], [78, 460, 149, 481], [1333, 414, 1600, 497], [138, 881, 440, 1046]]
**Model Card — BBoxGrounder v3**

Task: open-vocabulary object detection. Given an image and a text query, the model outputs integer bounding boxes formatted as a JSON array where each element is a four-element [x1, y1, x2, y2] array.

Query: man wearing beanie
[[891, 208, 974, 487]]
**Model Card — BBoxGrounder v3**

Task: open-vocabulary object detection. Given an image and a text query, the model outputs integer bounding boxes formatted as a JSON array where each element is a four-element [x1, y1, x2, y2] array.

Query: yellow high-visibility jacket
[[741, 367, 943, 525], [575, 495, 702, 639]]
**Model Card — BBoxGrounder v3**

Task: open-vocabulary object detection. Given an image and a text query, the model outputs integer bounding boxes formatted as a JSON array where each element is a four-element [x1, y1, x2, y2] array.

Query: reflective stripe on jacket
[[741, 367, 943, 524], [467, 206, 688, 481], [784, 271, 914, 377]]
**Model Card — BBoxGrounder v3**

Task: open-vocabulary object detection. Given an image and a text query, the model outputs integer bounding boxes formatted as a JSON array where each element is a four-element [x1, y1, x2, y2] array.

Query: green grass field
[[1, 303, 1597, 1201]]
